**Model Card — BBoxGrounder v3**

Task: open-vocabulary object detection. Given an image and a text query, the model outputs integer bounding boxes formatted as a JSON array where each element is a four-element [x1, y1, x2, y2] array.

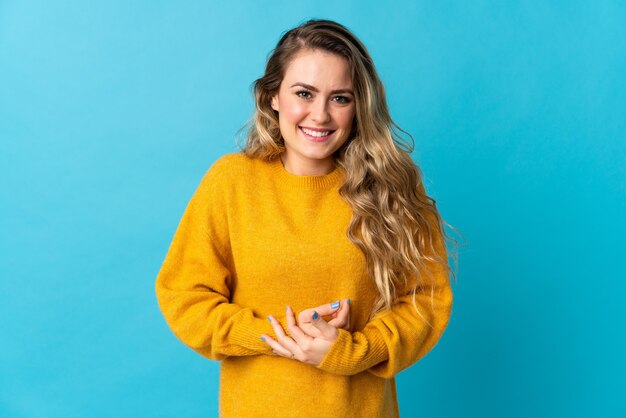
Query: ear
[[270, 95, 279, 112]]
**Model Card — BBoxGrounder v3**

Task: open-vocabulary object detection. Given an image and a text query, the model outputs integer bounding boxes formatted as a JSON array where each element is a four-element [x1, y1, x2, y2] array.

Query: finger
[[309, 310, 339, 340], [268, 315, 301, 356], [286, 306, 316, 344], [328, 298, 350, 329], [260, 334, 293, 358], [267, 314, 288, 339], [298, 300, 343, 324], [285, 305, 297, 328], [292, 306, 323, 337], [298, 322, 321, 338]]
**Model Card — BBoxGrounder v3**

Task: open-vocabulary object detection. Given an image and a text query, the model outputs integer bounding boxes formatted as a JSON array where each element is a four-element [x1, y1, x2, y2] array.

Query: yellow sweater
[[156, 153, 453, 417]]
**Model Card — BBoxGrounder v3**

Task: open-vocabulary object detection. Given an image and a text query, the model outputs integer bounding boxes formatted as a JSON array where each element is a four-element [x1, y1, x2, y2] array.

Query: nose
[[310, 98, 331, 124]]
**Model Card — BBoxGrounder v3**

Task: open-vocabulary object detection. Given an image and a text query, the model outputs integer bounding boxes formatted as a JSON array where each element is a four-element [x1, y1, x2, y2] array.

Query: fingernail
[[260, 336, 265, 341], [286, 306, 289, 312], [347, 299, 351, 305], [331, 301, 340, 309], [312, 311, 319, 320], [267, 316, 271, 322]]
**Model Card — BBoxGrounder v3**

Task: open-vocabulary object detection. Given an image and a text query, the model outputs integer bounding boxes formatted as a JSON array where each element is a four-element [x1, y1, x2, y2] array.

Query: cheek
[[279, 97, 307, 124], [336, 108, 356, 130]]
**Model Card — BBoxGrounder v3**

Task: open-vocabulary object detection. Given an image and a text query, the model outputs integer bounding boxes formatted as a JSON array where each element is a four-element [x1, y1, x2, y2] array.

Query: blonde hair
[[240, 19, 458, 321]]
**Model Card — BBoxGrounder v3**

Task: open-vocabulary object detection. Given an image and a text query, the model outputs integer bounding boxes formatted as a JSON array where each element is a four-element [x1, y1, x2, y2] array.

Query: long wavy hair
[[240, 19, 458, 322]]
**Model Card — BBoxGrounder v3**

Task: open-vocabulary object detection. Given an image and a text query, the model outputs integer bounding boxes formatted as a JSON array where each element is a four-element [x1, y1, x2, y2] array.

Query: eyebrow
[[290, 82, 354, 96]]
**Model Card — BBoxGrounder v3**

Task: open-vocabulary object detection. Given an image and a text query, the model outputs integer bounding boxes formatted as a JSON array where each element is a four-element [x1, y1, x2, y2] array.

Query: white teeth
[[301, 127, 331, 137]]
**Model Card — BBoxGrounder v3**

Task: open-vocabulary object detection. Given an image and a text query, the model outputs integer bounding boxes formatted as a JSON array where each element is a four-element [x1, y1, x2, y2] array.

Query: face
[[271, 48, 356, 175]]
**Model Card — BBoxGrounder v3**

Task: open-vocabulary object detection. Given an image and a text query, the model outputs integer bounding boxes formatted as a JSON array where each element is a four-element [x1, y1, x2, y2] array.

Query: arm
[[262, 262, 452, 376], [155, 159, 274, 360], [315, 216, 454, 378]]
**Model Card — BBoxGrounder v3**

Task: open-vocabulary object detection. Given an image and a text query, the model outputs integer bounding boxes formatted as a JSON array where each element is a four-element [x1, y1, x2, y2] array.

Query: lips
[[299, 126, 335, 141]]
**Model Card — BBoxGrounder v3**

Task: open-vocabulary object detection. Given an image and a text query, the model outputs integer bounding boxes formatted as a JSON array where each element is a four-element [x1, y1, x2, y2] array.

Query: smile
[[299, 126, 335, 141]]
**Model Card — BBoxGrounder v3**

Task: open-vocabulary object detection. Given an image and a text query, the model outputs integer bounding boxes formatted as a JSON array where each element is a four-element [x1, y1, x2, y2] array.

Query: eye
[[296, 90, 312, 99], [332, 95, 351, 104]]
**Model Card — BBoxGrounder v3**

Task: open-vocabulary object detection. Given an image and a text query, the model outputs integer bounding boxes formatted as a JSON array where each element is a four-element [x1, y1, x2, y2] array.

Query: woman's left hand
[[261, 306, 339, 366]]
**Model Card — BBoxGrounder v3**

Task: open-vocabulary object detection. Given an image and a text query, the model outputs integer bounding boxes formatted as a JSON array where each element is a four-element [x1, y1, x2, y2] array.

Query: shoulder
[[209, 152, 253, 173], [198, 152, 270, 191], [203, 152, 255, 181]]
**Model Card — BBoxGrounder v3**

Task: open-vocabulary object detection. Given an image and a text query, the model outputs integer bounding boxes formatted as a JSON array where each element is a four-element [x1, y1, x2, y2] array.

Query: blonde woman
[[156, 19, 455, 417]]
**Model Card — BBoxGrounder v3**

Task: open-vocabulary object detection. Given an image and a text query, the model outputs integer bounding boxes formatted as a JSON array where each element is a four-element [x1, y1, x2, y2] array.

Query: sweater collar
[[268, 156, 344, 190]]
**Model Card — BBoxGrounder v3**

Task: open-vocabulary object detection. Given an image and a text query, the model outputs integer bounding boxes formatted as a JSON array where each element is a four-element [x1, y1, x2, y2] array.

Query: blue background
[[1, 1, 624, 417]]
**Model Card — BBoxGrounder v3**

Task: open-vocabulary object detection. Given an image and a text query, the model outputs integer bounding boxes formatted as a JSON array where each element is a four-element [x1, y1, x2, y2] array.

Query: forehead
[[282, 49, 352, 89]]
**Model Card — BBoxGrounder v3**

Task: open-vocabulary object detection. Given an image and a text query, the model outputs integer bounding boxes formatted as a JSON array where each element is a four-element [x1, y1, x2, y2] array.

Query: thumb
[[310, 311, 339, 341], [298, 300, 342, 324], [314, 300, 342, 316]]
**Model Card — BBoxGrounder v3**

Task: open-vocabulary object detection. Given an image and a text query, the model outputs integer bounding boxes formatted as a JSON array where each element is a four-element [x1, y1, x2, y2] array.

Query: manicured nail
[[267, 316, 271, 322], [330, 301, 340, 309], [286, 306, 289, 312], [312, 311, 319, 320], [347, 299, 351, 305], [260, 336, 265, 341]]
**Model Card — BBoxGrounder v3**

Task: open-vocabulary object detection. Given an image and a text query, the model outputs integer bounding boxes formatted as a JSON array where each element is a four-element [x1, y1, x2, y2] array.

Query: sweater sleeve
[[315, 212, 454, 378], [155, 158, 274, 361]]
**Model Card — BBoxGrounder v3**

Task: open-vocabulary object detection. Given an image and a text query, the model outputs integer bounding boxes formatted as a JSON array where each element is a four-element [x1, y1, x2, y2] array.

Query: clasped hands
[[260, 298, 351, 366]]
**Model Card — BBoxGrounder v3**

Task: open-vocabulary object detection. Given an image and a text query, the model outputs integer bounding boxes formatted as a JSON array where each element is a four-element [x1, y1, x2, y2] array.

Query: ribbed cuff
[[315, 327, 389, 376], [215, 308, 275, 356]]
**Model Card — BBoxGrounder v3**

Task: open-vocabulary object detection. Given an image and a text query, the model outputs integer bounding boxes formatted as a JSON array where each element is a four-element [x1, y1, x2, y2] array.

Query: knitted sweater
[[155, 153, 453, 418]]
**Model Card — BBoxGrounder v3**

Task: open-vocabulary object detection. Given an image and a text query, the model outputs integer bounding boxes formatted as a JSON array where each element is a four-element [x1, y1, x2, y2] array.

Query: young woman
[[156, 19, 455, 417]]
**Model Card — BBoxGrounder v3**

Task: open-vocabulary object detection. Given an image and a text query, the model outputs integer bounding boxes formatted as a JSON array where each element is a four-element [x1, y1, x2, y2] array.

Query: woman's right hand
[[296, 298, 350, 338]]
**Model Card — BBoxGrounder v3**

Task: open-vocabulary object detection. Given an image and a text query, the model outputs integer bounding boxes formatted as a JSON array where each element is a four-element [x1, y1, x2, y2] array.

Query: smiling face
[[271, 48, 356, 175]]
